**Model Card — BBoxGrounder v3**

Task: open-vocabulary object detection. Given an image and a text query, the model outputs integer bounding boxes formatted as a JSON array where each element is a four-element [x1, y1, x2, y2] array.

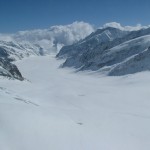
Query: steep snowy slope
[[1, 55, 150, 150]]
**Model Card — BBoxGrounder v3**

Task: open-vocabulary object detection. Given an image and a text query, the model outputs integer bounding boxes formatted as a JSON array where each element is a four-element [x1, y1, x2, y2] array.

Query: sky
[[0, 0, 150, 33]]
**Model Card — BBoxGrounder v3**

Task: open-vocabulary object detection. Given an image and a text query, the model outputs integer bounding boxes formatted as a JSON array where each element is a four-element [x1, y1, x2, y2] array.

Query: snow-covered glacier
[[1, 55, 150, 150]]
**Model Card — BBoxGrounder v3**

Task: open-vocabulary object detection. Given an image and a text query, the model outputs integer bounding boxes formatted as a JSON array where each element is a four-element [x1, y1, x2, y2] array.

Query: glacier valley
[[1, 22, 150, 150]]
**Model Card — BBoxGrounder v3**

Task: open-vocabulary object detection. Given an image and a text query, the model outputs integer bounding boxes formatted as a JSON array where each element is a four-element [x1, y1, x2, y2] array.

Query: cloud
[[49, 21, 94, 45], [10, 21, 94, 52], [1, 21, 150, 53], [102, 22, 150, 31], [0, 34, 14, 41]]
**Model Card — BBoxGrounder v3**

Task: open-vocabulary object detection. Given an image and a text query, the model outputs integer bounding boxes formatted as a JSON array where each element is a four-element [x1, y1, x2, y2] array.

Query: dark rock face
[[0, 58, 23, 81], [0, 41, 25, 80], [0, 47, 9, 58]]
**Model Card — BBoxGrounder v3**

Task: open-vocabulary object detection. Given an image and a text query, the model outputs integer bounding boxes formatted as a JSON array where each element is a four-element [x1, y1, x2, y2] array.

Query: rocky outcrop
[[0, 58, 23, 80]]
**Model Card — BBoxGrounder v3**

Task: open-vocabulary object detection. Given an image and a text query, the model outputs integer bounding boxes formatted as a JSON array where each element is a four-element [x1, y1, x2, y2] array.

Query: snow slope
[[1, 55, 150, 150]]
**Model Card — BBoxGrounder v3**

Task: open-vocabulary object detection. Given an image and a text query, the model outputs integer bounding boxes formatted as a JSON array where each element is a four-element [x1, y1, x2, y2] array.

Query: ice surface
[[0, 55, 150, 150]]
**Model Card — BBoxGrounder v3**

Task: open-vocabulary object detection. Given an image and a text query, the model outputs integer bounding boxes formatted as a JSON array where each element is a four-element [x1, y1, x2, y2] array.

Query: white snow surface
[[1, 55, 150, 150]]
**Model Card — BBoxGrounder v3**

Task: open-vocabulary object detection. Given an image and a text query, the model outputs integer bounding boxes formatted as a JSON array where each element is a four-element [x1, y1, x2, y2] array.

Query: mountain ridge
[[57, 25, 150, 75]]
